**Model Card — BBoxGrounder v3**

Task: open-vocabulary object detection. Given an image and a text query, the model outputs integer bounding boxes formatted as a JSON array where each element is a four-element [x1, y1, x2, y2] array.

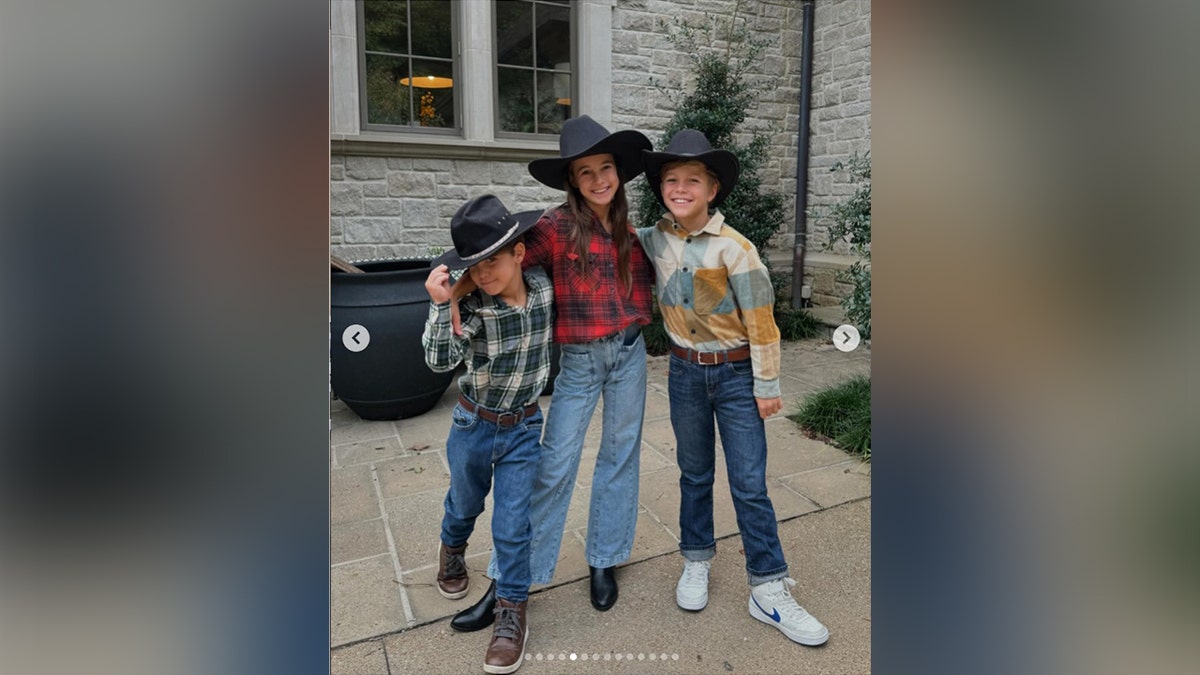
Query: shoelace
[[493, 606, 523, 641], [443, 551, 467, 578], [760, 578, 812, 622], [681, 561, 710, 585]]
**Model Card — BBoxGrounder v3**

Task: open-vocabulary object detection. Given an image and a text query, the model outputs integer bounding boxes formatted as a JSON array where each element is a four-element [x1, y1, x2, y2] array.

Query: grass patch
[[789, 375, 871, 460]]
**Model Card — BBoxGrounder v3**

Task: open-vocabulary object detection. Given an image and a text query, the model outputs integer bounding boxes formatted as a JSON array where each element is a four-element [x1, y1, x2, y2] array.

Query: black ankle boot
[[589, 565, 618, 611], [450, 579, 496, 632]]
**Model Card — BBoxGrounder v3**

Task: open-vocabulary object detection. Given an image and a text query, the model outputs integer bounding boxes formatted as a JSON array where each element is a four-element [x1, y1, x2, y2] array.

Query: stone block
[[375, 452, 450, 500], [781, 461, 870, 509], [334, 436, 407, 467], [328, 182, 360, 213], [345, 156, 387, 180], [331, 519, 389, 565], [404, 199, 440, 227], [330, 464, 380, 526], [330, 640, 387, 675], [453, 160, 492, 185], [363, 198, 404, 216], [387, 171, 436, 197], [362, 182, 389, 198], [330, 555, 406, 646]]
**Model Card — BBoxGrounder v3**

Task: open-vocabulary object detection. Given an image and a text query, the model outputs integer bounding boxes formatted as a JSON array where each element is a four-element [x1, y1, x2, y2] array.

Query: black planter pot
[[331, 259, 454, 420]]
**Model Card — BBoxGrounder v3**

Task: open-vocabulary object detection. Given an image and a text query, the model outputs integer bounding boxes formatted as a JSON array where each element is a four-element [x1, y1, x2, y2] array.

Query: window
[[341, 0, 595, 145], [361, 0, 456, 130], [495, 0, 574, 136]]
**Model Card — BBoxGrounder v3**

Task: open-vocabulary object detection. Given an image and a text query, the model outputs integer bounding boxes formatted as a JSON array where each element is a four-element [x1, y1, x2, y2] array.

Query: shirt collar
[[659, 209, 725, 238]]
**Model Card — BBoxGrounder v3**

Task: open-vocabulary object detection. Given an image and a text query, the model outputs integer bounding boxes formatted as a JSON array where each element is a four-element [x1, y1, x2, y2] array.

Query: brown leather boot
[[436, 541, 469, 599], [483, 598, 528, 674]]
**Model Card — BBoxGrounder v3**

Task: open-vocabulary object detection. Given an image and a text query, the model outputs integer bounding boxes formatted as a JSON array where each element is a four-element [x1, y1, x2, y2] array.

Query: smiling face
[[568, 153, 620, 220], [660, 160, 720, 231]]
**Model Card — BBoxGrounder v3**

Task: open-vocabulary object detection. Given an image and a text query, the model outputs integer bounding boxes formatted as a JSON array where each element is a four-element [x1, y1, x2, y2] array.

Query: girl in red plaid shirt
[[451, 116, 655, 630]]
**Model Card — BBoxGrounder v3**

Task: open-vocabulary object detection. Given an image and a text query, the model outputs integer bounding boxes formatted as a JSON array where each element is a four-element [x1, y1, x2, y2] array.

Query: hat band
[[458, 218, 520, 264]]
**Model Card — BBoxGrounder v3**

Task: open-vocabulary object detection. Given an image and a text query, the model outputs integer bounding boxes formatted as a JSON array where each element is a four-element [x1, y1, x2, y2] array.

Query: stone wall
[[330, 0, 870, 308], [330, 156, 563, 262]]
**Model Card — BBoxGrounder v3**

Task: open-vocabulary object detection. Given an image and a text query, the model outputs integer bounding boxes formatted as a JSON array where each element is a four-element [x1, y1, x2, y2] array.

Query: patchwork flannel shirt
[[636, 211, 782, 399], [422, 266, 554, 412], [522, 205, 654, 344]]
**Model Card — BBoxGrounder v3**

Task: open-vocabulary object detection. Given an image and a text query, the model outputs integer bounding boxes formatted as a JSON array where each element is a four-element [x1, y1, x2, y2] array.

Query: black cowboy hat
[[643, 129, 741, 209], [527, 115, 652, 190], [433, 195, 542, 270]]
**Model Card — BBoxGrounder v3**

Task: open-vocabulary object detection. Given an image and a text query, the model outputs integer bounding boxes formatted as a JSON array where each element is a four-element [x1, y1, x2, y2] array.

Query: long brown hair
[[562, 178, 634, 296]]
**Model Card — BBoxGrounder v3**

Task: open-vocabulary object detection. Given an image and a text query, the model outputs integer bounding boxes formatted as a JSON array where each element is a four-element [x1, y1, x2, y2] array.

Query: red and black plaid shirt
[[523, 205, 654, 344]]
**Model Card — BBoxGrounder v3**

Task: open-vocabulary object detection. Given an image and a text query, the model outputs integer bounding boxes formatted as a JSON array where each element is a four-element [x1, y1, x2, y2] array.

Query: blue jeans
[[669, 354, 789, 586], [488, 332, 646, 584], [441, 400, 543, 603]]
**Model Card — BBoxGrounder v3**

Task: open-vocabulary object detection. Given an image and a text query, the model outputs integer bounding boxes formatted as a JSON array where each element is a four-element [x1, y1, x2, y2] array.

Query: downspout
[[791, 0, 815, 309]]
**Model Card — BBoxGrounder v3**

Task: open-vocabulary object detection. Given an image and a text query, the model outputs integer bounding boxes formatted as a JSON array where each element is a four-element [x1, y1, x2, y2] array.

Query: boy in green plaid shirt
[[422, 195, 552, 674]]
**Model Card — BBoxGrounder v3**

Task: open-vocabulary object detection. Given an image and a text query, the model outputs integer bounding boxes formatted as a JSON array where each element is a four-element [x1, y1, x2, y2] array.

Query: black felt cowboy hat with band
[[643, 128, 741, 209], [433, 194, 542, 270], [528, 114, 652, 190]]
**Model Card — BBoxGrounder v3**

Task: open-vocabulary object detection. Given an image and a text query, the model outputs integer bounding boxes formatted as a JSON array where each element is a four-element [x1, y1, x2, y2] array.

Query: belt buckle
[[698, 351, 719, 365], [496, 410, 520, 427]]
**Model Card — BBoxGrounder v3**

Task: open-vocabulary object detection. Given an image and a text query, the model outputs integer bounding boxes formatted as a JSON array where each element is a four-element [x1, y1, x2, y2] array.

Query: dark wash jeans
[[668, 354, 789, 586]]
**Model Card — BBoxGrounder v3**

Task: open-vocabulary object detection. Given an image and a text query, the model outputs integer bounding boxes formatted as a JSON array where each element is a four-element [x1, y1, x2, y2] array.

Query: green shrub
[[790, 375, 871, 460], [642, 311, 671, 356], [774, 307, 821, 341], [815, 153, 871, 338], [635, 7, 785, 270]]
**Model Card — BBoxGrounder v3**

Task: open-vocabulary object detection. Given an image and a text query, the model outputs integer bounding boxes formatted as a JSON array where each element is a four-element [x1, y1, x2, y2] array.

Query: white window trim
[[330, 0, 613, 159]]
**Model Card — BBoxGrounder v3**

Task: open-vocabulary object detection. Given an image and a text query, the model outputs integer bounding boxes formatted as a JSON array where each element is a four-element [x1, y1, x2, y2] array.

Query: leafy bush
[[635, 9, 785, 264], [774, 307, 821, 341], [816, 153, 871, 338], [790, 375, 871, 460]]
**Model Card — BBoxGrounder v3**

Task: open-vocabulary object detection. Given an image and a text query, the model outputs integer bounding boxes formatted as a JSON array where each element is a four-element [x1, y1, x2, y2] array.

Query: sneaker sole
[[676, 592, 708, 611], [748, 599, 830, 646], [482, 628, 529, 675]]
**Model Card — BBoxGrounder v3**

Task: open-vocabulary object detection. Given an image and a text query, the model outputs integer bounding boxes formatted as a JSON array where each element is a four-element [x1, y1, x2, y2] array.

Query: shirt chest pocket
[[565, 252, 603, 294], [692, 266, 729, 316]]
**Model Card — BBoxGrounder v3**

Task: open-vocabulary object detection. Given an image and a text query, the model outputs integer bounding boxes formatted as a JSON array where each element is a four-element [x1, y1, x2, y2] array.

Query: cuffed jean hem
[[586, 551, 632, 569], [680, 545, 716, 562], [495, 590, 529, 603], [747, 566, 790, 587]]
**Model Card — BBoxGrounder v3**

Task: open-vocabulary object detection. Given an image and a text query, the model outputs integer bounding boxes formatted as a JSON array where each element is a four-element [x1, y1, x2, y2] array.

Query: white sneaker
[[748, 578, 829, 646], [675, 560, 711, 611]]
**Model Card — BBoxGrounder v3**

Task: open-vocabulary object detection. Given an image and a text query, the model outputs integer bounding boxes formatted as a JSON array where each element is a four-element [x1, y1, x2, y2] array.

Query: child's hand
[[756, 396, 783, 419], [425, 264, 452, 304]]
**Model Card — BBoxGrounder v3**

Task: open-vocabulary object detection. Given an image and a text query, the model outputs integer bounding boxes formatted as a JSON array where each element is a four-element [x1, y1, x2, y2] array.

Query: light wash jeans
[[441, 400, 543, 603], [488, 331, 646, 584], [668, 354, 789, 586]]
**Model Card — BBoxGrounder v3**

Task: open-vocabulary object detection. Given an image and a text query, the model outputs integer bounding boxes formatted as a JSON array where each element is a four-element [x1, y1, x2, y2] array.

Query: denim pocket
[[728, 358, 753, 377], [451, 404, 477, 430]]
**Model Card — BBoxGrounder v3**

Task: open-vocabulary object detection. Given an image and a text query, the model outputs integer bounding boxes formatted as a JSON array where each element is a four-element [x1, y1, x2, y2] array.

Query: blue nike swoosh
[[752, 596, 781, 622]]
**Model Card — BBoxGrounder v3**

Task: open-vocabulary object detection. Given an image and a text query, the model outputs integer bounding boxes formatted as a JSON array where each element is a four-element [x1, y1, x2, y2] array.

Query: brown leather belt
[[458, 395, 539, 427], [670, 344, 752, 365]]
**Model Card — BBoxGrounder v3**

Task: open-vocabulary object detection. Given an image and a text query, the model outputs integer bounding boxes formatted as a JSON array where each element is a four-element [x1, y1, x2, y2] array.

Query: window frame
[[492, 0, 578, 141], [357, 0, 462, 136]]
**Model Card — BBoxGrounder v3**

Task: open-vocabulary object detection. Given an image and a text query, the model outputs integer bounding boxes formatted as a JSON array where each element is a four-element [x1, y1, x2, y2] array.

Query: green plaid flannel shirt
[[422, 266, 554, 411]]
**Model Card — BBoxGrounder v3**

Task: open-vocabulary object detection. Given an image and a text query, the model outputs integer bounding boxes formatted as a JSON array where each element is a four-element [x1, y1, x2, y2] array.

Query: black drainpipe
[[791, 0, 815, 309]]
